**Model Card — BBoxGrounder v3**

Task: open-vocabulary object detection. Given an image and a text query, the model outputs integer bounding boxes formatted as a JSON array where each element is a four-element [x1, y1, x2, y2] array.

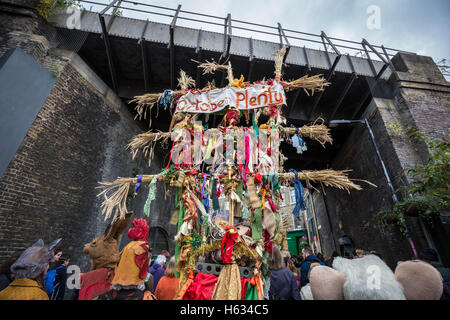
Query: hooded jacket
[[148, 263, 165, 293], [300, 254, 325, 287], [269, 268, 301, 300]]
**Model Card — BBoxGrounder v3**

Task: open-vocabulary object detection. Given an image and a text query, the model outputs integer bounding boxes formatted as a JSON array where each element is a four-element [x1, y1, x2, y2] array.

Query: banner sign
[[175, 81, 286, 113]]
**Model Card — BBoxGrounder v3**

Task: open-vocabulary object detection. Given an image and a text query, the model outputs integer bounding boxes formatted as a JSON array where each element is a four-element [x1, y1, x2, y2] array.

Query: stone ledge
[[389, 71, 450, 94], [49, 47, 124, 115]]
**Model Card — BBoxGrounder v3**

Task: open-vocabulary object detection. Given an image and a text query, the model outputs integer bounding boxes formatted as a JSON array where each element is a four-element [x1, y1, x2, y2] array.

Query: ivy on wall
[[37, 0, 82, 21], [376, 125, 449, 234]]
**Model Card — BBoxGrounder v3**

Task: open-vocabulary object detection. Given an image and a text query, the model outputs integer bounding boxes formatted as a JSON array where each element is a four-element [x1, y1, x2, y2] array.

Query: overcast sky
[[83, 0, 449, 68]]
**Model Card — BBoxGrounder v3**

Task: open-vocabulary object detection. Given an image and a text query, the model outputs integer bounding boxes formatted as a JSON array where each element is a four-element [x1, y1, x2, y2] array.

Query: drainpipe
[[320, 185, 339, 253], [329, 119, 419, 258]]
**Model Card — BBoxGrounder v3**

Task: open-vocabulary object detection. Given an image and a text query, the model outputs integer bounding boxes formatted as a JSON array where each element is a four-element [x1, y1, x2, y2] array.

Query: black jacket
[[269, 268, 301, 300], [50, 266, 67, 300]]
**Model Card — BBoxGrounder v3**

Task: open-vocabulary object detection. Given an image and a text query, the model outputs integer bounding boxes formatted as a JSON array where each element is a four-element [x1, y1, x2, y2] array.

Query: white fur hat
[[332, 254, 405, 300], [300, 284, 314, 300]]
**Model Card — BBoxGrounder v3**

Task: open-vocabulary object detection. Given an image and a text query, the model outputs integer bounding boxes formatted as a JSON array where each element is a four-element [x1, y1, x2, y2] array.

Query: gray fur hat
[[11, 238, 61, 279]]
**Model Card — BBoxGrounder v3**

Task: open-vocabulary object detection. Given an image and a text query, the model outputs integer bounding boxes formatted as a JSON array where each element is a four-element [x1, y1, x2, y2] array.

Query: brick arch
[[148, 226, 169, 255]]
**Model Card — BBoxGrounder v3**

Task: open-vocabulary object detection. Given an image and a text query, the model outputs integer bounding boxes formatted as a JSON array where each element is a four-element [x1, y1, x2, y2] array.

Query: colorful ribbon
[[289, 169, 306, 217]]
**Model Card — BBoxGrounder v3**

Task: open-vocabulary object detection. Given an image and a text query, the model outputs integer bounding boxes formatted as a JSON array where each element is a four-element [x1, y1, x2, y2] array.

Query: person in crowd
[[49, 249, 63, 270], [316, 252, 325, 263], [0, 239, 61, 300], [154, 256, 180, 300], [300, 247, 325, 287], [325, 251, 340, 267], [160, 250, 170, 270], [354, 249, 366, 258], [293, 255, 303, 268], [419, 248, 450, 300], [49, 253, 70, 300], [148, 254, 166, 293], [285, 257, 301, 287], [0, 250, 23, 292], [268, 246, 301, 300], [145, 248, 154, 294]]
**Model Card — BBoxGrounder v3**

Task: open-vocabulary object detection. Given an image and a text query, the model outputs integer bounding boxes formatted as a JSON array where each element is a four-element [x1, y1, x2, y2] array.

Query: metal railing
[[75, 0, 415, 61]]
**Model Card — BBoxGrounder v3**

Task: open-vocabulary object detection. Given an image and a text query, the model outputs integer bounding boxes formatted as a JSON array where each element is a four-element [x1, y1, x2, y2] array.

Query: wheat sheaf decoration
[[285, 74, 331, 96], [96, 169, 376, 221]]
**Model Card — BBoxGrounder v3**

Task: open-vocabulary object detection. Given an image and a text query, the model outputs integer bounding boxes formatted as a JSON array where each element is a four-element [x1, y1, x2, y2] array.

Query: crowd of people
[[0, 233, 449, 300]]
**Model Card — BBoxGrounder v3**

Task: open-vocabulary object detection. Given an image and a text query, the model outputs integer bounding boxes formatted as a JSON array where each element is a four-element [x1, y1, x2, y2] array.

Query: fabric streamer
[[211, 179, 220, 211], [143, 175, 158, 217], [159, 89, 173, 110], [221, 226, 239, 264], [251, 208, 263, 240], [290, 125, 307, 154], [175, 269, 194, 299], [134, 175, 143, 195], [183, 273, 218, 300], [211, 263, 242, 300], [289, 169, 306, 217], [174, 198, 184, 278]]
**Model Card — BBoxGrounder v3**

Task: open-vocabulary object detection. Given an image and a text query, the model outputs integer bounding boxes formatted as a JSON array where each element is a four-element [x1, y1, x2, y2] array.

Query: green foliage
[[37, 0, 82, 21], [375, 209, 405, 235], [48, 61, 60, 76], [376, 132, 449, 232]]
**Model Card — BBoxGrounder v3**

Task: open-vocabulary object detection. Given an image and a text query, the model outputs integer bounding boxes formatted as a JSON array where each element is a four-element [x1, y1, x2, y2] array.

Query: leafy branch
[[376, 131, 449, 232]]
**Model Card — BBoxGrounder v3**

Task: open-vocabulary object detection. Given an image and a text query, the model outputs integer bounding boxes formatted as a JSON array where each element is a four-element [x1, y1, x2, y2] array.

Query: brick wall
[[312, 107, 428, 269], [0, 4, 176, 275]]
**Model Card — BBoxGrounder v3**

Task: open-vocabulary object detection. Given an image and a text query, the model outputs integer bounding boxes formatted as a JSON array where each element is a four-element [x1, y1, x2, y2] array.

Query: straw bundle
[[192, 59, 230, 75], [285, 74, 330, 96], [282, 119, 333, 147], [178, 70, 196, 90], [127, 122, 333, 158], [279, 169, 369, 193], [274, 45, 287, 77], [96, 168, 375, 220], [129, 93, 162, 121], [126, 131, 171, 161], [96, 180, 131, 221]]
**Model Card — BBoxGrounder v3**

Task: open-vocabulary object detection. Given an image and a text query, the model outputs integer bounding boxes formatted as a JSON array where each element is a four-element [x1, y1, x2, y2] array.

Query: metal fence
[[74, 0, 415, 63]]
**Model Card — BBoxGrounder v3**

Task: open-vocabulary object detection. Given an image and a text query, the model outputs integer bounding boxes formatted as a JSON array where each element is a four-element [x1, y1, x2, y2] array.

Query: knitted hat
[[11, 238, 61, 280]]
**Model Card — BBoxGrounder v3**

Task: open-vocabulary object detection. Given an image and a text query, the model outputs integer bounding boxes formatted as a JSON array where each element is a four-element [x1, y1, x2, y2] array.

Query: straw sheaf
[[97, 169, 376, 220], [129, 93, 162, 121], [285, 74, 331, 96], [126, 131, 171, 161], [96, 180, 131, 222], [274, 45, 287, 77], [178, 70, 196, 90], [127, 123, 333, 159]]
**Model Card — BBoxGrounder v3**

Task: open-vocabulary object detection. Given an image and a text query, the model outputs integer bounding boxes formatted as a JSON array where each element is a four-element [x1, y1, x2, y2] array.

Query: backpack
[[44, 266, 64, 295]]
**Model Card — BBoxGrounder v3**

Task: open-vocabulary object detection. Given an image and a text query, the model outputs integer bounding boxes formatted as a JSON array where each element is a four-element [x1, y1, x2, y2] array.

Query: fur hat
[[300, 284, 314, 300], [11, 238, 61, 279], [332, 254, 405, 300], [309, 266, 346, 300], [394, 260, 443, 300], [83, 212, 133, 270]]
